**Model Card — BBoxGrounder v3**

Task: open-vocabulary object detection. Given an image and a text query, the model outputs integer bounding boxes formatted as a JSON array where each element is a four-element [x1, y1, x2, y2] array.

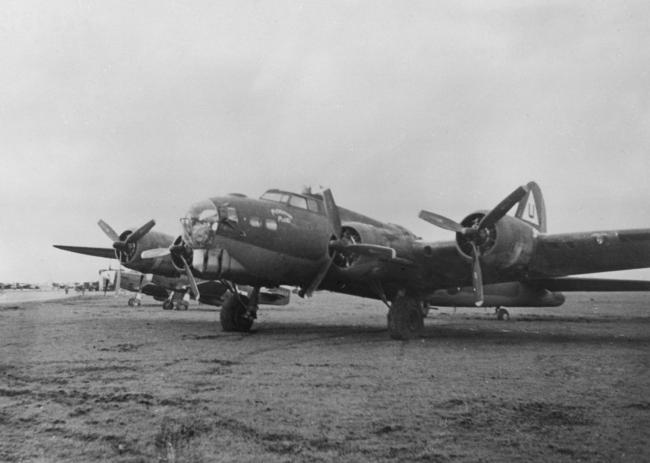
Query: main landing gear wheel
[[220, 293, 254, 332], [128, 297, 141, 307], [387, 294, 424, 340], [162, 300, 174, 310], [496, 307, 510, 321]]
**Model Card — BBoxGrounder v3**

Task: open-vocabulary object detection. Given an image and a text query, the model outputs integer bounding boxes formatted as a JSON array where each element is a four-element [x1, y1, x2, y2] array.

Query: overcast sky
[[1, 0, 649, 283]]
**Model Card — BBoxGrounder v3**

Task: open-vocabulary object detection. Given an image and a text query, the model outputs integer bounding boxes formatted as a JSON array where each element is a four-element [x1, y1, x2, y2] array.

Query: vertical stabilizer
[[515, 181, 547, 232]]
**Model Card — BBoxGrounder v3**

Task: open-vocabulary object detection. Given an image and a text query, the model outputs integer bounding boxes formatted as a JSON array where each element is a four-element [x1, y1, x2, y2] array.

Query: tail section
[[515, 181, 547, 232]]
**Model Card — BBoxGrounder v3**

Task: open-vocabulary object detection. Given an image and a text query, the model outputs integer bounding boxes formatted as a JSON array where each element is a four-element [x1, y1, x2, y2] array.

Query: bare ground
[[1, 292, 649, 462]]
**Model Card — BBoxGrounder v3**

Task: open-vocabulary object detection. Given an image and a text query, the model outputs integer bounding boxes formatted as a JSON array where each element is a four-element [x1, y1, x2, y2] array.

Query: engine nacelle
[[457, 213, 537, 273], [334, 221, 416, 268], [125, 231, 179, 277]]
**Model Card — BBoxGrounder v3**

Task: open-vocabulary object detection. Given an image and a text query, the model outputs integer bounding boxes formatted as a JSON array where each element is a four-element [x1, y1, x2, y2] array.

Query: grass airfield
[[1, 292, 649, 462]]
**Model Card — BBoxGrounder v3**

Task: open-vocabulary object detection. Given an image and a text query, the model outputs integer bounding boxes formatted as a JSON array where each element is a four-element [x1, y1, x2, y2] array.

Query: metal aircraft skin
[[139, 181, 650, 339]]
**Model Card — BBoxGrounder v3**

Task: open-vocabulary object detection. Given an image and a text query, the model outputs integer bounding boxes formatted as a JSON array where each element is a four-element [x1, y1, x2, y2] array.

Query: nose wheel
[[495, 307, 510, 321], [161, 291, 190, 310]]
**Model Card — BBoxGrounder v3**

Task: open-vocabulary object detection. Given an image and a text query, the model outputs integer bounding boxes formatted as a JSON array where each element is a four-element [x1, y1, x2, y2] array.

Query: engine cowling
[[125, 231, 180, 277], [456, 212, 537, 272]]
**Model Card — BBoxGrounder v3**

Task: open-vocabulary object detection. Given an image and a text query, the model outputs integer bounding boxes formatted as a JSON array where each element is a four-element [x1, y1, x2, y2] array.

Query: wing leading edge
[[53, 245, 116, 259]]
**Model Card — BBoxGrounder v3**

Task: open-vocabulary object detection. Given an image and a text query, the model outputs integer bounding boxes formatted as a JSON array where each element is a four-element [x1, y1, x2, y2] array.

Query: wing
[[530, 229, 650, 277], [529, 277, 650, 292], [53, 245, 116, 259]]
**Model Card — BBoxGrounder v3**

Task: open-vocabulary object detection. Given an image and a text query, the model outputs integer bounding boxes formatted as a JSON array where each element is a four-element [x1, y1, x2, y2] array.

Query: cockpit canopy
[[260, 189, 323, 214]]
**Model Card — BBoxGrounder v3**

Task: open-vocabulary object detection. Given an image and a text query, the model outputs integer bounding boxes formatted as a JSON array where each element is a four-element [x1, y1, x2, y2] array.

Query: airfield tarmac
[[0, 292, 648, 462]]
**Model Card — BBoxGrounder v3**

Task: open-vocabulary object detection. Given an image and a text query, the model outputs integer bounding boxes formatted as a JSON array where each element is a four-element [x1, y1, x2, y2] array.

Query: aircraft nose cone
[[182, 199, 219, 247]]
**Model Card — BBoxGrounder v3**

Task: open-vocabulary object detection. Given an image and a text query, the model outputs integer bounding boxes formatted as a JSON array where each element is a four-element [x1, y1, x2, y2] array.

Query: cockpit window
[[260, 191, 283, 203], [261, 190, 323, 214], [288, 195, 308, 209]]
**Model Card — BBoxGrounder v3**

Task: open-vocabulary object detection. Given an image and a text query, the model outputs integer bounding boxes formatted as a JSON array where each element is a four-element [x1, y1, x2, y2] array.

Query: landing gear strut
[[387, 292, 424, 340]]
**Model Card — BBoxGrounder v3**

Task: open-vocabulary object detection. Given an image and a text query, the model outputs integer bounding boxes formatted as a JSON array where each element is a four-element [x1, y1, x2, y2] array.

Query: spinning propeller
[[418, 184, 529, 307], [97, 219, 156, 296]]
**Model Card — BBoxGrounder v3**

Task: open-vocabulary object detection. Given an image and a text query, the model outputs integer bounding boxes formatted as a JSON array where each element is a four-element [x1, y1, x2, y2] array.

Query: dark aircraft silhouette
[[139, 181, 650, 339]]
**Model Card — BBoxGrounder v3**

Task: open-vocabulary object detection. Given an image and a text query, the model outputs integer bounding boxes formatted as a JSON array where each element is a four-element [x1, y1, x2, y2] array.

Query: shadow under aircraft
[[133, 181, 650, 339]]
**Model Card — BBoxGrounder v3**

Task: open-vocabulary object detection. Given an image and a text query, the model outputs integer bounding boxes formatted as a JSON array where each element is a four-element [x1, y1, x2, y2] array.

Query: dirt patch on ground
[[1, 293, 649, 462]]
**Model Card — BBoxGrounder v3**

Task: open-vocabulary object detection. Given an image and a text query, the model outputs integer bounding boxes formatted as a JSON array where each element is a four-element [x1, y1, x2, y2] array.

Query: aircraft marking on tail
[[515, 181, 547, 232]]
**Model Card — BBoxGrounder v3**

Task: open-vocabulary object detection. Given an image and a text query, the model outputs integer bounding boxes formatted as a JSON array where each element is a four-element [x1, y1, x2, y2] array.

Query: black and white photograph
[[1, 1, 649, 461]]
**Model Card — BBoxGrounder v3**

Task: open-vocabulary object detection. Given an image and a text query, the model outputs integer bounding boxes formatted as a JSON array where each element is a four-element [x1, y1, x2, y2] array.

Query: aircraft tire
[[128, 298, 135, 307], [387, 294, 424, 340], [220, 293, 253, 332], [497, 308, 510, 321], [162, 300, 174, 311]]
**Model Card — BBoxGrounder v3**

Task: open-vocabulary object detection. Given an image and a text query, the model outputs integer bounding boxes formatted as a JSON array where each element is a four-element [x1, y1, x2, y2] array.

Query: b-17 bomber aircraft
[[140, 181, 650, 339]]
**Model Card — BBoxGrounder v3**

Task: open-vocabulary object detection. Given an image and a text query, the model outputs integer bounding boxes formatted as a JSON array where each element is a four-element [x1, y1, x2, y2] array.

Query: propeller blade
[[180, 255, 200, 300], [479, 185, 529, 230], [302, 257, 334, 298], [322, 189, 342, 237], [141, 248, 170, 259], [114, 261, 122, 297], [301, 188, 341, 297], [98, 220, 120, 242], [125, 219, 156, 245], [418, 210, 465, 233], [470, 243, 484, 307]]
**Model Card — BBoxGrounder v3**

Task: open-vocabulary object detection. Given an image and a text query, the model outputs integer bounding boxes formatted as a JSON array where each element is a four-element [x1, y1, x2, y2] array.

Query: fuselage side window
[[261, 191, 283, 202], [265, 219, 278, 231], [227, 207, 239, 223], [250, 217, 261, 228]]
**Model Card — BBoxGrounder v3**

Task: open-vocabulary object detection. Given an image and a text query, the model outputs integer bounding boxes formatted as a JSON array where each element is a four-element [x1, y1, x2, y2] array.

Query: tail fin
[[515, 181, 547, 232]]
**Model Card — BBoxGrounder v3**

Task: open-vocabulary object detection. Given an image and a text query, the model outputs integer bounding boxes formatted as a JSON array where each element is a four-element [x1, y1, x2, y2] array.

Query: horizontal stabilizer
[[530, 277, 650, 292], [53, 245, 116, 259]]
